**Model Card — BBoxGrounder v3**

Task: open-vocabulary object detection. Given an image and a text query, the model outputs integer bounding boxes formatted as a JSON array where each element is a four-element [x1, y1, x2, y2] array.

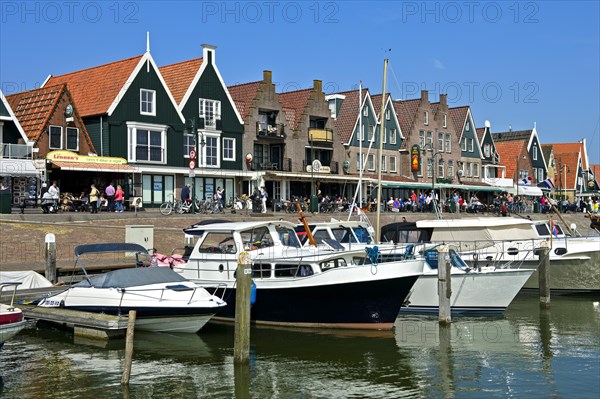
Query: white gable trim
[[41, 74, 52, 88], [0, 90, 28, 141], [527, 127, 548, 171], [347, 91, 377, 145], [385, 95, 404, 140], [466, 109, 484, 159], [106, 52, 185, 123]]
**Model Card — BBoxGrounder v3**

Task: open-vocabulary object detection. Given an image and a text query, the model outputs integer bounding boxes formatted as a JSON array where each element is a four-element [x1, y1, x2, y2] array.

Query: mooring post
[[538, 240, 551, 307], [44, 233, 57, 284], [234, 251, 252, 364], [121, 310, 137, 385], [437, 244, 451, 324]]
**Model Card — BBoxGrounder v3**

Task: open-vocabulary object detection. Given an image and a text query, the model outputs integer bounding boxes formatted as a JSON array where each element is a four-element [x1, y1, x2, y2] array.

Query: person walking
[[48, 181, 60, 211], [105, 182, 115, 212], [89, 184, 100, 213], [115, 185, 124, 212], [181, 183, 190, 203], [260, 186, 268, 213]]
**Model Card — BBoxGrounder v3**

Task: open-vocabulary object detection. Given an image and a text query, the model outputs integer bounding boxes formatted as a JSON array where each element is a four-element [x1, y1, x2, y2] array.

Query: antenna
[[146, 32, 150, 53]]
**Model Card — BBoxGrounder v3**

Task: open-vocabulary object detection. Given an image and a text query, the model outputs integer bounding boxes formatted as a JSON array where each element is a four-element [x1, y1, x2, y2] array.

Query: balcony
[[256, 122, 285, 139], [308, 128, 333, 143], [251, 158, 292, 172], [1, 143, 33, 159]]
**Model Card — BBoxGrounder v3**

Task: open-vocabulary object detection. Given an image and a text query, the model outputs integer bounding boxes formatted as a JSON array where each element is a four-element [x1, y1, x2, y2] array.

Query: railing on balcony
[[256, 122, 285, 139], [1, 143, 33, 159], [251, 158, 291, 172], [308, 128, 333, 143]]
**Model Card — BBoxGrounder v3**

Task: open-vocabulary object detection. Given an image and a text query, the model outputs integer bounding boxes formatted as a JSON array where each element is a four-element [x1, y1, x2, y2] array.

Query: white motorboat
[[173, 220, 423, 330], [382, 217, 600, 294], [299, 220, 533, 314], [37, 243, 227, 333], [1, 282, 27, 348]]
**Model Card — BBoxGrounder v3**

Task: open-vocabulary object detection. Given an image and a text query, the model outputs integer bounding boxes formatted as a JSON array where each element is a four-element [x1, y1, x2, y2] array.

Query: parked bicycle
[[160, 198, 198, 215]]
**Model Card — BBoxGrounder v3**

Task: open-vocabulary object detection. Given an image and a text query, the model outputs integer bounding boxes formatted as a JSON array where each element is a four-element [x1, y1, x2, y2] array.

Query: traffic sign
[[189, 149, 196, 159], [189, 160, 196, 170]]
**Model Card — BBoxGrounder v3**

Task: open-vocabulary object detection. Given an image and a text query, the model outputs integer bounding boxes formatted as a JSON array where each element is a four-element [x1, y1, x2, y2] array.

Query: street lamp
[[183, 118, 205, 214]]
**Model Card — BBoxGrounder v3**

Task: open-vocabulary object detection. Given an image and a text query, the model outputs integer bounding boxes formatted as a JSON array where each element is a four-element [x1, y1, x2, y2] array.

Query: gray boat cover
[[75, 267, 187, 289]]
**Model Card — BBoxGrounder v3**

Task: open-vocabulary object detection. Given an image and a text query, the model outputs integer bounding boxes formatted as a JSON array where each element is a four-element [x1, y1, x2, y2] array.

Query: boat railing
[[0, 282, 22, 309]]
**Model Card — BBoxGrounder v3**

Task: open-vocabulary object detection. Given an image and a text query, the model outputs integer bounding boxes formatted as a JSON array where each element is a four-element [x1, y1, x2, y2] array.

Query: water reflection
[[0, 295, 598, 399]]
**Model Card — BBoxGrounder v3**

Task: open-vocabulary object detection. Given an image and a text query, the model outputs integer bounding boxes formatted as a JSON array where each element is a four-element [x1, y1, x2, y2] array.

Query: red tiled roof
[[333, 88, 369, 144], [476, 127, 485, 143], [159, 58, 203, 105], [448, 106, 469, 139], [370, 93, 391, 118], [6, 84, 64, 141], [494, 140, 527, 179], [228, 80, 262, 122], [547, 142, 585, 189], [590, 164, 600, 179], [278, 88, 312, 131], [45, 55, 144, 117], [392, 98, 420, 139]]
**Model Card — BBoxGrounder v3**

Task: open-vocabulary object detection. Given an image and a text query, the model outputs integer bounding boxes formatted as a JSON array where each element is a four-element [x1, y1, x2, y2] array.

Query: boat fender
[[365, 246, 379, 265], [250, 280, 257, 306]]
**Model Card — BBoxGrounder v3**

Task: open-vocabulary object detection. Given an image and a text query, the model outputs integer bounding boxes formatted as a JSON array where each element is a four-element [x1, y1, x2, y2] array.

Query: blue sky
[[1, 1, 598, 163]]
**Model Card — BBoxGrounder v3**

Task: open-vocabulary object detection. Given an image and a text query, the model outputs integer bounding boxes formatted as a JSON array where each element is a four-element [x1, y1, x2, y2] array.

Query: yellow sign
[[46, 150, 128, 165]]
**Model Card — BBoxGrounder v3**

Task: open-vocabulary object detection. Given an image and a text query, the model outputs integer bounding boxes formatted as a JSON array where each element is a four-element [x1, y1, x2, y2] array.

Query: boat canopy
[[74, 243, 149, 257], [74, 267, 187, 289]]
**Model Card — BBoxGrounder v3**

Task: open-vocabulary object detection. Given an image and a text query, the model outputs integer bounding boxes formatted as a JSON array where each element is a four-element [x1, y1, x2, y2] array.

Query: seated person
[[41, 191, 55, 213]]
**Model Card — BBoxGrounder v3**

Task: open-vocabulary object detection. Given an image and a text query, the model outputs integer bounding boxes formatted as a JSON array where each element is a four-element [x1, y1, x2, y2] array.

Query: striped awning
[[51, 161, 137, 173]]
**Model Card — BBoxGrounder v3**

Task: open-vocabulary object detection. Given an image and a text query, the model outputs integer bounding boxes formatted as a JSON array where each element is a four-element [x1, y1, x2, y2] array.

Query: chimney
[[440, 93, 447, 107], [313, 79, 322, 93], [263, 70, 272, 84], [421, 90, 428, 102], [201, 44, 217, 64]]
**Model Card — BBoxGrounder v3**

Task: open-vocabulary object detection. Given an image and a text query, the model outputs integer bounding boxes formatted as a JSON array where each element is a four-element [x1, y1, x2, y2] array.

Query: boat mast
[[375, 58, 388, 243], [358, 81, 363, 211]]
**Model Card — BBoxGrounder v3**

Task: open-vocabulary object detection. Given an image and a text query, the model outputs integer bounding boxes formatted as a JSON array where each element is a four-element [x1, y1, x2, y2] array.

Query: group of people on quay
[[36, 181, 125, 214]]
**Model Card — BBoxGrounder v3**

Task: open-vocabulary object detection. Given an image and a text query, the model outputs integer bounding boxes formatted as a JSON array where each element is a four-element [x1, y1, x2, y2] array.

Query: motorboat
[[1, 282, 27, 348], [401, 245, 534, 314], [173, 220, 424, 330], [37, 243, 227, 333], [381, 217, 600, 293], [298, 219, 533, 314]]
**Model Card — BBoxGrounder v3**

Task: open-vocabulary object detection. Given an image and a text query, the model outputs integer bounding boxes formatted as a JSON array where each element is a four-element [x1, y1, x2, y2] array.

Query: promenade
[[1, 207, 596, 273]]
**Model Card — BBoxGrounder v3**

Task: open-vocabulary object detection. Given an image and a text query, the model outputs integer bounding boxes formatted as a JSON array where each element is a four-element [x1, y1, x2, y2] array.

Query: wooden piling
[[437, 245, 451, 324], [44, 233, 57, 284], [121, 310, 137, 385], [538, 241, 551, 307], [234, 252, 252, 364]]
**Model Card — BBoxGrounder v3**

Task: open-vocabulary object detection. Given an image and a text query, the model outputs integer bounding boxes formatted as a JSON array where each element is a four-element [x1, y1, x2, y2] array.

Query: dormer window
[[140, 89, 155, 116], [199, 99, 221, 129], [424, 111, 429, 125]]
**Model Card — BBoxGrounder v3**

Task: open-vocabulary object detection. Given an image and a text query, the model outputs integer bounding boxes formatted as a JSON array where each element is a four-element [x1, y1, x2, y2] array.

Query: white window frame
[[462, 138, 467, 151], [385, 109, 390, 120], [360, 124, 365, 141], [465, 121, 470, 131], [390, 128, 397, 145], [66, 127, 79, 151], [183, 133, 195, 158], [437, 132, 444, 152], [202, 132, 221, 168], [533, 145, 538, 160], [445, 133, 451, 153], [383, 128, 387, 144], [140, 89, 156, 116], [427, 158, 433, 178], [419, 130, 425, 147], [426, 131, 433, 146], [484, 143, 491, 158], [368, 125, 375, 142], [438, 159, 445, 178], [448, 160, 454, 178], [466, 162, 472, 177], [357, 152, 366, 170], [199, 98, 222, 130], [363, 106, 368, 117], [381, 155, 387, 172], [367, 153, 375, 171], [538, 168, 544, 182], [424, 111, 429, 125], [49, 125, 63, 150], [474, 163, 479, 178], [223, 137, 235, 161], [390, 156, 397, 172], [443, 114, 447, 128], [127, 121, 167, 164], [468, 138, 474, 152]]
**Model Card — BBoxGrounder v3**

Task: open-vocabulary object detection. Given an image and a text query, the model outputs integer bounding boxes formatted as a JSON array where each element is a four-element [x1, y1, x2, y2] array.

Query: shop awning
[[51, 161, 138, 173], [0, 159, 41, 176], [508, 184, 543, 196]]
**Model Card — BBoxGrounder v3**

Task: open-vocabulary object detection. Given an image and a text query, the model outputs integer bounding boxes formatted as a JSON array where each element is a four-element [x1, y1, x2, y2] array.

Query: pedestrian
[[0, 180, 7, 190], [40, 182, 48, 198], [89, 184, 100, 213], [260, 186, 268, 213], [48, 181, 60, 211], [115, 185, 124, 212], [217, 186, 224, 206], [181, 183, 190, 203], [105, 181, 115, 212]]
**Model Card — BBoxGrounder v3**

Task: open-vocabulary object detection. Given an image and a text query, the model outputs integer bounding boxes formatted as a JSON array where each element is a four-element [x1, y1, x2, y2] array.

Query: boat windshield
[[331, 227, 357, 243], [353, 227, 372, 244], [277, 226, 302, 248], [241, 226, 274, 250]]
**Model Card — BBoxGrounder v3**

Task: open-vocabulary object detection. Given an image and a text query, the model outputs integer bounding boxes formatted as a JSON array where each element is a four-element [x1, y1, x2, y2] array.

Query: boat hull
[[400, 269, 534, 314], [207, 275, 419, 330], [0, 306, 26, 347]]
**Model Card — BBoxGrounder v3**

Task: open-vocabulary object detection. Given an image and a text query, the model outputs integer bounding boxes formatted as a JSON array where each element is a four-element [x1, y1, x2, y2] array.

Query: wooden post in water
[[437, 244, 451, 324], [121, 310, 137, 385], [44, 233, 57, 284], [538, 240, 551, 307], [234, 252, 252, 364]]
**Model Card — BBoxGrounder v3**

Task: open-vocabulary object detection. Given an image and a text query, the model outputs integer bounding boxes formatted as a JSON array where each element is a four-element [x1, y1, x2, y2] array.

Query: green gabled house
[[160, 44, 244, 204], [43, 38, 190, 206], [449, 106, 484, 184]]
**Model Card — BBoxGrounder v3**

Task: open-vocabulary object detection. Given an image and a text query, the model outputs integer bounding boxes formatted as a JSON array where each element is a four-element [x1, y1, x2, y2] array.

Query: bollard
[[234, 252, 252, 364], [538, 241, 551, 307], [45, 233, 57, 284], [121, 310, 137, 385], [437, 244, 451, 324]]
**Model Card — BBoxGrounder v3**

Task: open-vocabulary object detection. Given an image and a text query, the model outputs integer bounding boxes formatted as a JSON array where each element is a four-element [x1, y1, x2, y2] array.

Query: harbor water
[[1, 294, 598, 398]]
